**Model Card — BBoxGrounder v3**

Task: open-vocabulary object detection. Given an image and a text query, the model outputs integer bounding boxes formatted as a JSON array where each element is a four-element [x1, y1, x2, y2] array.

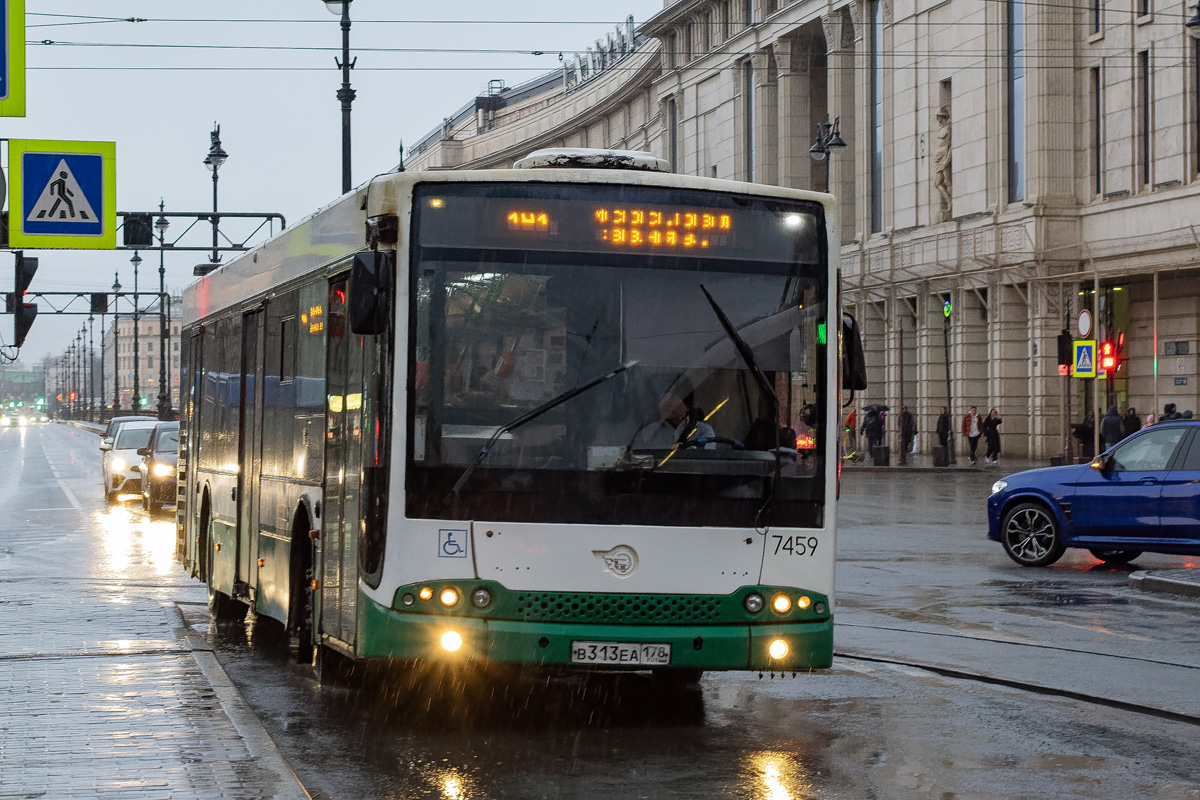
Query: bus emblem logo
[[593, 545, 638, 578]]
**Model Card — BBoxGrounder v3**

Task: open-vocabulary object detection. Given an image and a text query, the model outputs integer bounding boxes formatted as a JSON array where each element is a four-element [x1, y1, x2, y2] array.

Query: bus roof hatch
[[513, 148, 672, 173]]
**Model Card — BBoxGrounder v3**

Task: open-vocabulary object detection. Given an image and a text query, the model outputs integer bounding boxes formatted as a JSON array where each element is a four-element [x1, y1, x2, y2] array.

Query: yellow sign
[[8, 140, 118, 249], [1073, 340, 1096, 379], [0, 0, 25, 117]]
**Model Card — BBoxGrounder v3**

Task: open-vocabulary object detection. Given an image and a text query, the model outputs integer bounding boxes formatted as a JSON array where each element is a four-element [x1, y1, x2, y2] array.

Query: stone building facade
[[406, 0, 1200, 460]]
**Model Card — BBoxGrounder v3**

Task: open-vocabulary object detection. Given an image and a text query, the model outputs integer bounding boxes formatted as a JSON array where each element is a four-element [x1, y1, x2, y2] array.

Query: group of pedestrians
[[932, 405, 1002, 465], [1073, 403, 1195, 459]]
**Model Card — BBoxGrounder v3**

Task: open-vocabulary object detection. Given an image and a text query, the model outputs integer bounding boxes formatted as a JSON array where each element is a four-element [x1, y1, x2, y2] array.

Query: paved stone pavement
[[0, 424, 306, 800]]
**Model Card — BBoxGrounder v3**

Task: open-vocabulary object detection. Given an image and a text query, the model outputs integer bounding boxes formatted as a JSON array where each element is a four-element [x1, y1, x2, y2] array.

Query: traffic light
[[1099, 340, 1118, 373], [1057, 330, 1073, 366], [943, 298, 952, 318], [11, 251, 39, 348]]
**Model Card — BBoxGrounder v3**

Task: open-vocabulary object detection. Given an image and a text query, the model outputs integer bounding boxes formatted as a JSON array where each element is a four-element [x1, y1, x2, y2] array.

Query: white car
[[102, 420, 160, 503]]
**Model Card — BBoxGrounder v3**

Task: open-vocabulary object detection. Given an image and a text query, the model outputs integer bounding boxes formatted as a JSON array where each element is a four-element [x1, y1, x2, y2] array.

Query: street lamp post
[[155, 204, 172, 420], [130, 252, 142, 411], [1187, 4, 1200, 38], [88, 314, 96, 422], [324, 0, 355, 193], [196, 124, 229, 277], [112, 271, 122, 412], [99, 310, 106, 420], [809, 116, 847, 192]]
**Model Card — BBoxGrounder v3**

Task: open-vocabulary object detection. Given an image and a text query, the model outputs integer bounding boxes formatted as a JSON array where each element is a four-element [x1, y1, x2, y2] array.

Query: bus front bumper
[[357, 595, 832, 671]]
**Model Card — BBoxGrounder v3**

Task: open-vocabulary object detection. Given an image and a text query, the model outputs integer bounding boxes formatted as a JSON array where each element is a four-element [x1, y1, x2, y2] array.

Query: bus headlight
[[439, 587, 460, 607], [418, 587, 433, 601], [771, 594, 792, 614], [768, 639, 789, 660], [743, 593, 764, 613], [441, 631, 463, 652], [797, 595, 811, 610]]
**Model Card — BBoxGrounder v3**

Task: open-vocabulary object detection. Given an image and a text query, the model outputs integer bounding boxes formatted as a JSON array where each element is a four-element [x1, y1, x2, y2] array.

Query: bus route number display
[[506, 206, 733, 250]]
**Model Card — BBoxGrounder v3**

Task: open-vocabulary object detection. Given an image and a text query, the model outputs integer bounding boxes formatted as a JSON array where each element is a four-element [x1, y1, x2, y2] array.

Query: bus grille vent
[[512, 593, 726, 624]]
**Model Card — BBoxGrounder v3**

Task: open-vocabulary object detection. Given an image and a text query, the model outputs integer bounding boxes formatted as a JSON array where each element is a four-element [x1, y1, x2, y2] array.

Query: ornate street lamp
[[112, 271, 121, 412], [196, 124, 229, 276], [130, 251, 143, 410], [808, 116, 847, 162], [155, 204, 172, 419], [323, 0, 355, 193], [1187, 4, 1200, 39]]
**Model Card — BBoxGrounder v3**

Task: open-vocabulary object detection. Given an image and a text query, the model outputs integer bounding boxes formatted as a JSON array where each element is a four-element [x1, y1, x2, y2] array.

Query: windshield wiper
[[445, 360, 638, 503], [699, 285, 782, 528]]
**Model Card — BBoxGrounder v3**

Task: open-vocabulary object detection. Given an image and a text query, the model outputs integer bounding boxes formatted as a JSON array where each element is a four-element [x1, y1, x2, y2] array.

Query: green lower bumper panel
[[357, 594, 832, 671]]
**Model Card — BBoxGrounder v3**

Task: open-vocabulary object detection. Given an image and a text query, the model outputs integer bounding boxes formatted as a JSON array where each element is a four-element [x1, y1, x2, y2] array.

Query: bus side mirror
[[349, 250, 394, 336], [842, 312, 868, 392]]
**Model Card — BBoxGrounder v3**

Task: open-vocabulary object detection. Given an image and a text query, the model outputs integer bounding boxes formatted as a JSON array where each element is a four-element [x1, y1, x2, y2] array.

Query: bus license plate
[[570, 641, 671, 665]]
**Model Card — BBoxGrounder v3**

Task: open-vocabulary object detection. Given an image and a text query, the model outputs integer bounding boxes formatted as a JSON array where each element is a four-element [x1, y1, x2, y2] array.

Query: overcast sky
[[4, 0, 664, 365]]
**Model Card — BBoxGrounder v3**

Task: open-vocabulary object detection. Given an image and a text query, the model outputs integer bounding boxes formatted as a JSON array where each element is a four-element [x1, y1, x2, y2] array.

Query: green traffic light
[[817, 321, 827, 346], [943, 300, 952, 318]]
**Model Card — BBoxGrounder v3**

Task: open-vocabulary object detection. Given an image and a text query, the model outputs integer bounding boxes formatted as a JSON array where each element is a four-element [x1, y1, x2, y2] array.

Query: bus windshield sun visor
[[444, 360, 639, 504]]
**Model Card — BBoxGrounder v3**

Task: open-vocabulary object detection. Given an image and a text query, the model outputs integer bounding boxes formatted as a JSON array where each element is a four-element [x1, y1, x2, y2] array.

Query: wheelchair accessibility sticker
[[438, 529, 469, 559]]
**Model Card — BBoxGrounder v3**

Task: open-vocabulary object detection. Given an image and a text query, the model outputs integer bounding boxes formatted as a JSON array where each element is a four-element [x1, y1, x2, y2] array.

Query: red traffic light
[[1099, 340, 1118, 372]]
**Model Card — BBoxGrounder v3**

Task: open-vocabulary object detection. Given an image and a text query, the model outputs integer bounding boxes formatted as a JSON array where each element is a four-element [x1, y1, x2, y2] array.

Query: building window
[[1091, 0, 1101, 33], [1139, 50, 1151, 188], [743, 60, 755, 181], [667, 97, 679, 171], [1138, 0, 1149, 17], [701, 12, 710, 52], [1195, 40, 1200, 176], [870, 0, 884, 232], [743, 0, 753, 27], [1091, 66, 1102, 196], [1007, 0, 1026, 203]]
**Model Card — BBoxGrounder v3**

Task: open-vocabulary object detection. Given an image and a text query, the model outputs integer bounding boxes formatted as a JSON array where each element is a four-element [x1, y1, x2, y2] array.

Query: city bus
[[179, 148, 858, 678]]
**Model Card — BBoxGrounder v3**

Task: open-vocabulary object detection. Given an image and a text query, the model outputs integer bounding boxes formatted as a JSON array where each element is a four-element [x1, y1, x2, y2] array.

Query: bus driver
[[630, 383, 716, 450]]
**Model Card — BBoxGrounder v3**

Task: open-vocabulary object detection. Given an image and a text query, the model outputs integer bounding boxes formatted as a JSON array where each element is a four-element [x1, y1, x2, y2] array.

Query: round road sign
[[1077, 309, 1092, 338]]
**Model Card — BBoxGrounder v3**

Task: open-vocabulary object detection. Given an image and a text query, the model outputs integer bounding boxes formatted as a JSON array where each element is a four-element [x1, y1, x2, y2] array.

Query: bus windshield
[[408, 183, 829, 529]]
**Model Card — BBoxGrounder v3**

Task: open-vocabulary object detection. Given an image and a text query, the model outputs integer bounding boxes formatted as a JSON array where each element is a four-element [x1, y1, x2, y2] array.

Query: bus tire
[[201, 491, 245, 623], [288, 506, 316, 664]]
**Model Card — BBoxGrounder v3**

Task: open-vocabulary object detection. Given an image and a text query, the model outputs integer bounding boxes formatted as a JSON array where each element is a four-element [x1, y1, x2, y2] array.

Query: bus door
[[182, 328, 204, 577], [236, 308, 266, 599], [321, 277, 362, 647]]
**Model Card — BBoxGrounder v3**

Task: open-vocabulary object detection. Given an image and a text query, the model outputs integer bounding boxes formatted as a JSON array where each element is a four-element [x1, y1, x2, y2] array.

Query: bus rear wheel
[[201, 494, 245, 623]]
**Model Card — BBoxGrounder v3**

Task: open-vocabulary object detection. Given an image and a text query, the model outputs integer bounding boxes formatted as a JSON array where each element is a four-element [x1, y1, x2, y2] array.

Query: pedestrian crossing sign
[[1073, 340, 1096, 378], [8, 139, 117, 249]]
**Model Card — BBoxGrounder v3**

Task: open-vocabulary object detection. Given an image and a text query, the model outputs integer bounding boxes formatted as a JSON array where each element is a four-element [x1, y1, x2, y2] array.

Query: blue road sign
[[1074, 340, 1096, 379], [9, 140, 117, 249], [0, 0, 26, 117]]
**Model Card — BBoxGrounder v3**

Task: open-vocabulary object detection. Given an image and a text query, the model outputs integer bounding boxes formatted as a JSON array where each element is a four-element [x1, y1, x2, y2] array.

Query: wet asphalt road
[[7, 424, 1200, 799]]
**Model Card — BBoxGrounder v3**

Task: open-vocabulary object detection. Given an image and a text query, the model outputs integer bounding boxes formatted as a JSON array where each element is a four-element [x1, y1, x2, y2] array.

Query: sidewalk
[[1, 425, 308, 800], [843, 452, 1052, 473]]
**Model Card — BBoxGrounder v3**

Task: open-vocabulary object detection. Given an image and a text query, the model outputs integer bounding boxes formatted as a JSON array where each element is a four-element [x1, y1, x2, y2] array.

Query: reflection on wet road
[[8, 426, 1198, 799]]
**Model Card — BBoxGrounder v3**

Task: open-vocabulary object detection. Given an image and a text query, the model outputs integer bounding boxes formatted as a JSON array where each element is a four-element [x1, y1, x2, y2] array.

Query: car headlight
[[152, 462, 174, 477], [111, 457, 128, 472], [991, 479, 1008, 495]]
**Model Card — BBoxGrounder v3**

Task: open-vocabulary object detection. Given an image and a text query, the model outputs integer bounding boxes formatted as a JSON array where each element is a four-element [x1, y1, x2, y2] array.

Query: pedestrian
[[961, 405, 983, 464], [936, 406, 951, 450], [1122, 407, 1140, 440], [1162, 403, 1178, 422], [900, 405, 917, 454], [844, 408, 858, 454], [982, 408, 1002, 464], [1101, 405, 1123, 451], [1141, 413, 1155, 429], [861, 408, 884, 451], [1072, 412, 1095, 460]]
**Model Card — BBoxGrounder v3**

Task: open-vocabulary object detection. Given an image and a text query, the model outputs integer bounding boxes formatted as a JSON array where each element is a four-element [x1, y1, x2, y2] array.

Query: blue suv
[[987, 421, 1200, 566]]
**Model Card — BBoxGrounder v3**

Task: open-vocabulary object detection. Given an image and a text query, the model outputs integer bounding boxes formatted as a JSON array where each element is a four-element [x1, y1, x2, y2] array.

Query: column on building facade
[[823, 7, 857, 243], [772, 37, 814, 191], [752, 49, 778, 185]]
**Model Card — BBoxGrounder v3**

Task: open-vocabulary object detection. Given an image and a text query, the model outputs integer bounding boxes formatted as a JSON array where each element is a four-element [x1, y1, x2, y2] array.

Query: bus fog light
[[418, 587, 433, 601], [771, 594, 792, 614], [768, 639, 789, 660], [441, 631, 463, 652], [471, 588, 492, 608], [744, 593, 764, 613], [797, 595, 811, 610], [815, 602, 826, 615], [439, 587, 460, 607], [401, 593, 415, 606]]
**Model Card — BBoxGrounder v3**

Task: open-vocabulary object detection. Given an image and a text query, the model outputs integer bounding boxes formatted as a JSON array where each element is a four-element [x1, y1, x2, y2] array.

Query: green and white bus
[[179, 149, 852, 676]]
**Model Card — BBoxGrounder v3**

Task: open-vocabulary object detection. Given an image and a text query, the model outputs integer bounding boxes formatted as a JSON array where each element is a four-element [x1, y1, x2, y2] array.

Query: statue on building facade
[[934, 105, 952, 221]]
